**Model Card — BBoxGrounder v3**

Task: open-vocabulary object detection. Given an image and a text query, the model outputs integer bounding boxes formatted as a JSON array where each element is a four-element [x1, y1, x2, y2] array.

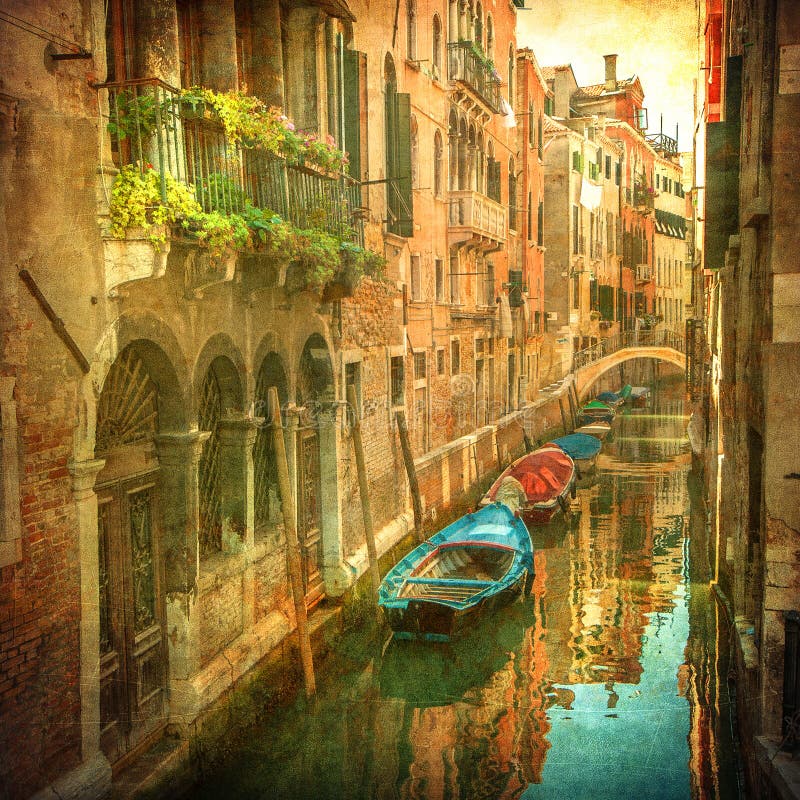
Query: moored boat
[[577, 399, 616, 425], [378, 502, 533, 642], [629, 386, 651, 407], [546, 432, 603, 473], [596, 390, 623, 409], [482, 446, 576, 525], [574, 420, 612, 440]]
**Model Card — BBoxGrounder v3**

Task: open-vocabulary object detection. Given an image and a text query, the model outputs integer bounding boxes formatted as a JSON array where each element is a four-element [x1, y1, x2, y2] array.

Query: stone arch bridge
[[572, 331, 687, 401]]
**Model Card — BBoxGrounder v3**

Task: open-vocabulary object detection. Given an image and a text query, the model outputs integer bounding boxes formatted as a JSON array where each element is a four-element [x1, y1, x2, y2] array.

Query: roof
[[543, 115, 570, 134], [575, 76, 638, 98], [541, 65, 571, 81]]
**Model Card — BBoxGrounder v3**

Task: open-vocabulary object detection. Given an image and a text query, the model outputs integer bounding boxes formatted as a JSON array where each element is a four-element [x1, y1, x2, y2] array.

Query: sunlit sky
[[516, 0, 701, 151]]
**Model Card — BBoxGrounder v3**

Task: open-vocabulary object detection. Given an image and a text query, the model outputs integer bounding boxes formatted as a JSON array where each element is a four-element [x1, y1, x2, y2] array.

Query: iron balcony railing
[[635, 264, 653, 282], [571, 330, 685, 371], [646, 132, 679, 156], [447, 42, 502, 113], [96, 78, 363, 245]]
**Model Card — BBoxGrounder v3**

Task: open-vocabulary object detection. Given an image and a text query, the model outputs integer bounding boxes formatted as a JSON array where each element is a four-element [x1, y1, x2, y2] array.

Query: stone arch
[[576, 348, 686, 400], [193, 333, 246, 421], [80, 311, 189, 462]]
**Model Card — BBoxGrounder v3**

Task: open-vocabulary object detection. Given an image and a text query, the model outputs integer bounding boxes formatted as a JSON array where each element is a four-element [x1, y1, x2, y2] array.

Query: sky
[[516, 0, 701, 151]]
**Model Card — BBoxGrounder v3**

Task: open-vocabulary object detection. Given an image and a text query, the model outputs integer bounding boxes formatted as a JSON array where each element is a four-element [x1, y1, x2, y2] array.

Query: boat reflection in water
[[186, 376, 740, 800]]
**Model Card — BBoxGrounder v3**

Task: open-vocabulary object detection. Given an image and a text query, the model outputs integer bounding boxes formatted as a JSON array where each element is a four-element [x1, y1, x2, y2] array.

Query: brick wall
[[0, 295, 83, 798], [199, 571, 244, 667]]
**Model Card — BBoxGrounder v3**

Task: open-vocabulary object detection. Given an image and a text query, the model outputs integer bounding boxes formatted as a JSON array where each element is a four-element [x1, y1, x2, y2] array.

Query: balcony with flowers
[[447, 41, 502, 114], [95, 79, 378, 298]]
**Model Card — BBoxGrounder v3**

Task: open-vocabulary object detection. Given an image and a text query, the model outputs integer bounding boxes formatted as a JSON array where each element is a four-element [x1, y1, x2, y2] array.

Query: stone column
[[448, 0, 459, 42], [250, 0, 285, 107], [134, 0, 181, 85], [458, 0, 468, 41], [200, 0, 238, 91], [318, 403, 347, 596], [68, 457, 110, 780], [154, 432, 208, 688], [468, 144, 477, 191], [217, 416, 259, 554]]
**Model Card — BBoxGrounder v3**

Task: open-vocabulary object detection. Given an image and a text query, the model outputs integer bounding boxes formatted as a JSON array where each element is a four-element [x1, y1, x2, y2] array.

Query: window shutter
[[343, 50, 365, 181], [386, 91, 413, 237], [589, 279, 598, 311], [487, 159, 501, 203], [537, 201, 543, 246], [599, 284, 614, 320], [537, 116, 543, 160]]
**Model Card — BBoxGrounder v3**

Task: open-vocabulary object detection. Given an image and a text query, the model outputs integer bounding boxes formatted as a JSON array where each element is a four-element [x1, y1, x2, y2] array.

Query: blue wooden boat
[[546, 432, 602, 473], [378, 502, 534, 642]]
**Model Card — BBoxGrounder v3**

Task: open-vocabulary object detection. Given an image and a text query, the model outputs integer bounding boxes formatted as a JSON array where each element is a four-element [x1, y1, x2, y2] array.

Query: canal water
[[187, 376, 741, 800]]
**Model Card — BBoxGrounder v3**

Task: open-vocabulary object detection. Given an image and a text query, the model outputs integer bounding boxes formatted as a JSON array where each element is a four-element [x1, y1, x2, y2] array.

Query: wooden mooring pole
[[268, 387, 316, 699], [347, 385, 381, 596], [395, 410, 424, 542]]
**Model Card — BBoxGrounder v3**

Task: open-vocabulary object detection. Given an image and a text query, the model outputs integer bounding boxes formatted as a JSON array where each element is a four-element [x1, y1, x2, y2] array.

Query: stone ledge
[[169, 609, 292, 727], [735, 616, 760, 670], [756, 735, 800, 800], [31, 752, 111, 800]]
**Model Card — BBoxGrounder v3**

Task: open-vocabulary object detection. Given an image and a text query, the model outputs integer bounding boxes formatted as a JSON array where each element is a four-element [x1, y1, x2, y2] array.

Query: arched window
[[508, 44, 515, 104], [528, 101, 534, 147], [475, 2, 483, 48], [486, 15, 494, 61], [434, 130, 443, 196], [476, 129, 485, 193], [406, 0, 416, 61], [253, 353, 288, 529], [432, 14, 442, 79]]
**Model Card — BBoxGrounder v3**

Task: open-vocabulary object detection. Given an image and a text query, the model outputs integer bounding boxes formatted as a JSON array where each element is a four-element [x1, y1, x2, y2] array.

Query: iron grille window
[[198, 368, 222, 556], [390, 356, 404, 406], [254, 358, 287, 529], [437, 349, 445, 375], [451, 339, 460, 374]]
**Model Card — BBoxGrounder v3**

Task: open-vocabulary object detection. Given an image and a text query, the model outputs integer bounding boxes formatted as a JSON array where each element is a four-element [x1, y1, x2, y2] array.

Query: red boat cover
[[486, 448, 574, 505]]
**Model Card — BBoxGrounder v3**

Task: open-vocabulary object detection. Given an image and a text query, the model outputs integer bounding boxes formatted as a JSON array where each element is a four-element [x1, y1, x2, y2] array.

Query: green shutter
[[572, 150, 580, 172], [599, 285, 614, 320], [343, 50, 365, 181], [589, 279, 598, 311], [393, 92, 413, 237]]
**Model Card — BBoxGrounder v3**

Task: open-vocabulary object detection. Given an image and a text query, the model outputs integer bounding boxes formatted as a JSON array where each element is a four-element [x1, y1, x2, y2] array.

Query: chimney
[[604, 54, 617, 91]]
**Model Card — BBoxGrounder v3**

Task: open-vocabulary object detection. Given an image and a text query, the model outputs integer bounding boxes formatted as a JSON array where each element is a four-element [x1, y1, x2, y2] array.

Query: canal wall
[[115, 383, 576, 798]]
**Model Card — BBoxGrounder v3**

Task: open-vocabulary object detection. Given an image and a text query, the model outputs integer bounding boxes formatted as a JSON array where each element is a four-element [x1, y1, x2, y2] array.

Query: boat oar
[[347, 384, 381, 597], [268, 387, 316, 700]]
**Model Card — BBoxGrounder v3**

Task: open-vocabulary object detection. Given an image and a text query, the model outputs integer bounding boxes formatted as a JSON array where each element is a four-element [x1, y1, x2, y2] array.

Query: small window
[[437, 349, 445, 375], [410, 253, 421, 301], [391, 356, 404, 406], [451, 339, 461, 375], [435, 258, 444, 302], [605, 155, 611, 179], [414, 352, 426, 380]]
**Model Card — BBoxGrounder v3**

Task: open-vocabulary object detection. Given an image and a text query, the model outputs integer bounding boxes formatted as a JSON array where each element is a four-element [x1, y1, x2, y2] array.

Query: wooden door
[[97, 472, 166, 766], [297, 429, 324, 607]]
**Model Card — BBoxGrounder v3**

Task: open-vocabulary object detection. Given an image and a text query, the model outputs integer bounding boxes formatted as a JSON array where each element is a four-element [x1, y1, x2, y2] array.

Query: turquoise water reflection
[[188, 379, 739, 800]]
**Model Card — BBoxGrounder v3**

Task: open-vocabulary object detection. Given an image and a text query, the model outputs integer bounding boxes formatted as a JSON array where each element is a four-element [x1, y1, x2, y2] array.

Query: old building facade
[[700, 0, 800, 796], [0, 0, 544, 797]]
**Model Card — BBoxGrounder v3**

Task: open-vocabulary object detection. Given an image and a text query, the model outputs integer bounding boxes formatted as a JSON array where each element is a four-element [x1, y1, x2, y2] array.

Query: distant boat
[[378, 502, 534, 642], [574, 421, 612, 441], [483, 446, 576, 525], [578, 399, 616, 425], [619, 384, 633, 401], [629, 386, 651, 407], [597, 390, 624, 409], [546, 432, 602, 474]]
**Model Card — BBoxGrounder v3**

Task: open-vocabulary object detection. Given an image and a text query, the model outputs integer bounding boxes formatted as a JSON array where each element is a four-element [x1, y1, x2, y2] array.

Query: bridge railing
[[572, 330, 685, 372]]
